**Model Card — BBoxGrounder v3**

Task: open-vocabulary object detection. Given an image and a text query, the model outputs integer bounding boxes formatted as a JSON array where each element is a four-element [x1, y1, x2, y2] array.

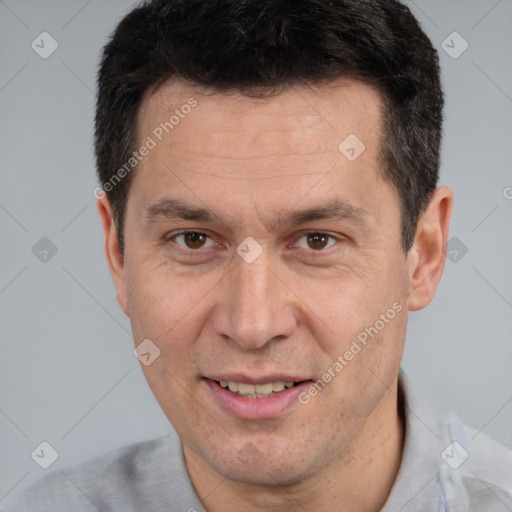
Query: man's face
[[110, 78, 414, 485]]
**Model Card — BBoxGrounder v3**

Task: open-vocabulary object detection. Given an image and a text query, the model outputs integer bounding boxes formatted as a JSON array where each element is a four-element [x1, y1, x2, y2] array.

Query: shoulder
[[437, 407, 512, 510], [398, 371, 512, 511], [0, 435, 190, 512]]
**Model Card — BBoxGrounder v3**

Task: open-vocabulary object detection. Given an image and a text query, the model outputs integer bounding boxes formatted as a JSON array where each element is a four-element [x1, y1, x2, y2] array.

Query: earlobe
[[407, 186, 453, 312], [97, 198, 130, 316]]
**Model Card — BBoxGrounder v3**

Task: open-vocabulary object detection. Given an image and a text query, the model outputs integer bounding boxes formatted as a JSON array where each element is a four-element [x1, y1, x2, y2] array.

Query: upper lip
[[205, 374, 312, 385]]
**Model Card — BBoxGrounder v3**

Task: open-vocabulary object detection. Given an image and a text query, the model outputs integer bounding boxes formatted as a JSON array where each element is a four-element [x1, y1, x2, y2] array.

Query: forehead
[[129, 76, 396, 229], [137, 77, 384, 165]]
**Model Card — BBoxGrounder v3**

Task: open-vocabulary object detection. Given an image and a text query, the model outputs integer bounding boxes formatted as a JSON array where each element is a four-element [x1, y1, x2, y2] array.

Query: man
[[4, 0, 511, 511]]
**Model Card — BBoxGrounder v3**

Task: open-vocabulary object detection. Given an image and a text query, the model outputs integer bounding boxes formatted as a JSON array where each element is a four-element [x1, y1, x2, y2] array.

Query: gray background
[[1, 0, 511, 503]]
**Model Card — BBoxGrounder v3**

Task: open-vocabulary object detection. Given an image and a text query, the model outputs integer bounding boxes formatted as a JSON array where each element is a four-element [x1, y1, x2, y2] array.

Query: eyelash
[[164, 230, 342, 255]]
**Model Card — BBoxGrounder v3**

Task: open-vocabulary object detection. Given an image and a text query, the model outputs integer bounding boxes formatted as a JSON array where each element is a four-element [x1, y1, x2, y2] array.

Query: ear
[[407, 185, 453, 312], [97, 197, 129, 316]]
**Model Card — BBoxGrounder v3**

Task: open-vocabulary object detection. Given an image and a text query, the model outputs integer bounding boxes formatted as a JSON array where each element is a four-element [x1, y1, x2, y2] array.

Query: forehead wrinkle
[[184, 170, 330, 181]]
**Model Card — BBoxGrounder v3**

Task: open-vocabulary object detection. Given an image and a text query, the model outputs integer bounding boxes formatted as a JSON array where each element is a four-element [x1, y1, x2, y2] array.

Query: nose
[[211, 249, 297, 350]]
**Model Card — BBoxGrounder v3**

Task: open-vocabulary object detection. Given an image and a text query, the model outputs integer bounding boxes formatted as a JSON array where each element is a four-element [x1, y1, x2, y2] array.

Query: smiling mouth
[[213, 379, 305, 398]]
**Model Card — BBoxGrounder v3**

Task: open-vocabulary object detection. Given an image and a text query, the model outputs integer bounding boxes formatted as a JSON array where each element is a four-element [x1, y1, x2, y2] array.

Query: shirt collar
[[381, 368, 447, 511]]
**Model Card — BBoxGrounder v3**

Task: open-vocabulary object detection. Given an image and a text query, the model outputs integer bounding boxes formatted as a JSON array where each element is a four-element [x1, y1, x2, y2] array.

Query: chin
[[211, 449, 317, 487], [224, 467, 308, 487]]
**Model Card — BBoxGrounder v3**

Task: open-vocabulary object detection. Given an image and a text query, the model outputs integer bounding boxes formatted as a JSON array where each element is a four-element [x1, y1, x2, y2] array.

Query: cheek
[[125, 256, 219, 339], [296, 262, 404, 354], [315, 303, 407, 419]]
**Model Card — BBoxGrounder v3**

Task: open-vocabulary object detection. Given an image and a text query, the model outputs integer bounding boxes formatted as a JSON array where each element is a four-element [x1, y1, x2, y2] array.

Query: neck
[[184, 379, 404, 512]]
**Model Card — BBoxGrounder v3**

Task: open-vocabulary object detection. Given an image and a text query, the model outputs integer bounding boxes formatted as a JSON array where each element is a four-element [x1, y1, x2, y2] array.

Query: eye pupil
[[307, 233, 328, 250], [185, 232, 206, 249]]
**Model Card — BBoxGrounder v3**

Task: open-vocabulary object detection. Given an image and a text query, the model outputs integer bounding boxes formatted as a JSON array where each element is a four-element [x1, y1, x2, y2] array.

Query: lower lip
[[204, 379, 313, 420]]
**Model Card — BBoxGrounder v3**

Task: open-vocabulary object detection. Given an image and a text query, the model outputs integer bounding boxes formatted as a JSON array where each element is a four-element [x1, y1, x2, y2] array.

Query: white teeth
[[238, 382, 255, 394], [255, 383, 274, 394], [272, 381, 285, 392], [218, 380, 298, 397]]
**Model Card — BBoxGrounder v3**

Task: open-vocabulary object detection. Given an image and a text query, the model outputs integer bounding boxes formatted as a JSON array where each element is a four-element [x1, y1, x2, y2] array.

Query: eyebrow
[[145, 197, 371, 228]]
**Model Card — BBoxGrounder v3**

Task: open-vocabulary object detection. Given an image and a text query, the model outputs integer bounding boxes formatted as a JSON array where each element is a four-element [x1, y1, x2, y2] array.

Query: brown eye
[[170, 231, 215, 250], [183, 232, 207, 249], [294, 232, 338, 253], [307, 233, 330, 250]]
